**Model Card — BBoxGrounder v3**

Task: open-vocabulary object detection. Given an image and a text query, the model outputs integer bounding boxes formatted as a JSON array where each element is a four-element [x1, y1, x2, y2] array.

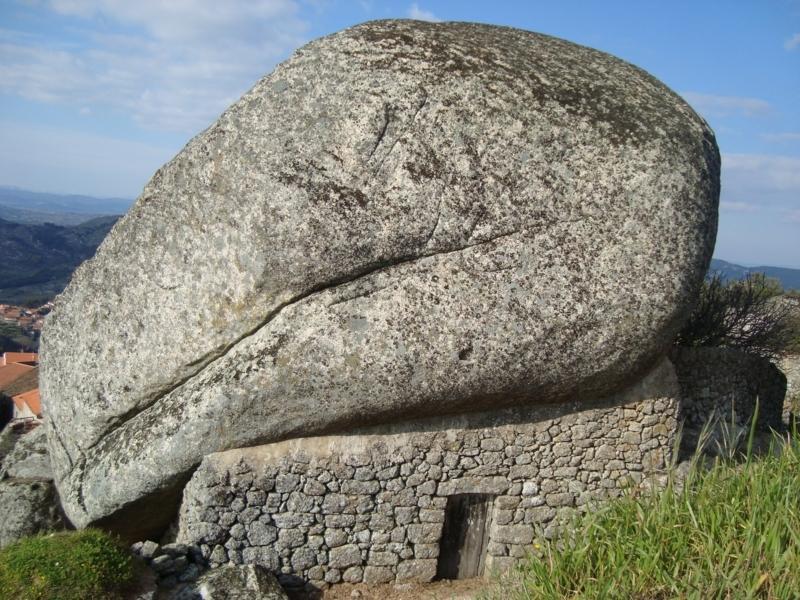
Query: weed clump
[[0, 529, 135, 600]]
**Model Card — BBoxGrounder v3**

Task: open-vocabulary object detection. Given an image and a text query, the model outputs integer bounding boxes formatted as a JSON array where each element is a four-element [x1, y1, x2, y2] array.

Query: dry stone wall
[[177, 359, 679, 589], [671, 347, 786, 432]]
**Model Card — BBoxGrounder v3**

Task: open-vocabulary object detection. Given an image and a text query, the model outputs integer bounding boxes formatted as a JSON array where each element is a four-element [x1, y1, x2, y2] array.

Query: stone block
[[324, 529, 348, 548], [396, 559, 437, 582], [481, 437, 505, 451], [277, 529, 304, 549], [394, 507, 415, 525], [274, 474, 300, 494], [406, 473, 427, 487], [416, 480, 437, 495], [363, 566, 394, 584], [376, 466, 399, 480], [354, 467, 376, 481], [492, 524, 534, 545], [139, 540, 161, 559], [324, 568, 341, 584], [508, 465, 538, 480], [546, 493, 574, 508], [525, 506, 556, 523], [328, 544, 362, 569], [413, 544, 439, 559], [495, 496, 520, 510], [368, 513, 395, 532], [246, 490, 267, 506], [341, 480, 380, 495], [238, 506, 261, 525], [418, 509, 445, 523], [342, 566, 363, 583], [303, 480, 326, 496], [272, 513, 301, 528], [406, 523, 442, 544], [494, 509, 513, 525], [320, 493, 346, 514], [290, 547, 317, 571], [209, 545, 227, 565], [324, 514, 355, 528], [368, 551, 399, 566], [229, 523, 246, 540]]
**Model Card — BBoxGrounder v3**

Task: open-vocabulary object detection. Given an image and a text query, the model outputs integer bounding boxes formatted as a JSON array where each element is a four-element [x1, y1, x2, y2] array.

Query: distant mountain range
[[0, 186, 132, 216], [709, 259, 800, 291], [0, 216, 119, 305]]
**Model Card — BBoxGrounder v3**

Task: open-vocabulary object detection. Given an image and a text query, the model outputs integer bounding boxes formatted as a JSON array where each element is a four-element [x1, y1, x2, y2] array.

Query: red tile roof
[[0, 363, 34, 389], [12, 388, 41, 418], [1, 366, 38, 397], [1, 352, 38, 366]]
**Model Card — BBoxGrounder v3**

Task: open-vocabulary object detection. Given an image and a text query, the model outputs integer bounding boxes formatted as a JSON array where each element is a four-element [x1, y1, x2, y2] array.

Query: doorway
[[436, 493, 494, 579]]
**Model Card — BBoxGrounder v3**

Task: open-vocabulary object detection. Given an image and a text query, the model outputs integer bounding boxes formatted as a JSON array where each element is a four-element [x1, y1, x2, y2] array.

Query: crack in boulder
[[84, 229, 523, 455]]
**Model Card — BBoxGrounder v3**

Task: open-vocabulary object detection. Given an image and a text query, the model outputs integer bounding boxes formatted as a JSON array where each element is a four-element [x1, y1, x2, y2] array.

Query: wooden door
[[436, 493, 494, 579]]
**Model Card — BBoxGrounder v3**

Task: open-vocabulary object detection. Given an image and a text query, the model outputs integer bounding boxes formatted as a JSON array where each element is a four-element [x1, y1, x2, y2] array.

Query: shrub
[[676, 273, 795, 360], [0, 529, 136, 600]]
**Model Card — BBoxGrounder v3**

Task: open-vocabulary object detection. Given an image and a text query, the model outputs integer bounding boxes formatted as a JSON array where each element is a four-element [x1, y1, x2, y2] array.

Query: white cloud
[[681, 92, 771, 118], [720, 201, 757, 212], [723, 154, 800, 193], [784, 32, 800, 50], [721, 154, 800, 229], [0, 1, 309, 133], [408, 3, 441, 22], [761, 132, 800, 143], [717, 155, 800, 265]]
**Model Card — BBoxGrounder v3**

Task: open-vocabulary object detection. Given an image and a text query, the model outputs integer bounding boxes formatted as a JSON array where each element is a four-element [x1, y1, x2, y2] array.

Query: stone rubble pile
[[131, 540, 207, 589]]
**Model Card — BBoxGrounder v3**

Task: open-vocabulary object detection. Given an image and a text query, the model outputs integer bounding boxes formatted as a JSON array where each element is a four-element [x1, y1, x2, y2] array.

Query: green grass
[[0, 529, 136, 600], [495, 434, 800, 600]]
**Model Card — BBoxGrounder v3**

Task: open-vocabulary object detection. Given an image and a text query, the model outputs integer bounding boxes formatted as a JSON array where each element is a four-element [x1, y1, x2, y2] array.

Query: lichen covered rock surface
[[0, 427, 64, 547], [40, 20, 719, 533]]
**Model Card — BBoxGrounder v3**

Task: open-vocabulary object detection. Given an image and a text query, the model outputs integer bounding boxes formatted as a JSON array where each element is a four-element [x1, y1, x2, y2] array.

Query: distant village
[[0, 302, 51, 343], [0, 302, 47, 432]]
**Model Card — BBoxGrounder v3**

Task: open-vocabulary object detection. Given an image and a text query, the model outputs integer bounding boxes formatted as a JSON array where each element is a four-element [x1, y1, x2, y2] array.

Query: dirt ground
[[291, 577, 499, 600]]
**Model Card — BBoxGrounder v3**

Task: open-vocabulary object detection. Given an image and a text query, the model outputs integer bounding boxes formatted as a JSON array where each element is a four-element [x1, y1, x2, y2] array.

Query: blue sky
[[1, 1, 798, 267]]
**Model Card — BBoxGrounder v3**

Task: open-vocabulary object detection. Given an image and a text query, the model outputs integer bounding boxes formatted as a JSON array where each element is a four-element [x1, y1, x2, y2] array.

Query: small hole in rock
[[458, 345, 473, 361]]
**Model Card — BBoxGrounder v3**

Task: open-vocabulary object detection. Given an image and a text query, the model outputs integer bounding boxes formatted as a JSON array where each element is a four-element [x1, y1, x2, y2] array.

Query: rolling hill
[[710, 258, 800, 291]]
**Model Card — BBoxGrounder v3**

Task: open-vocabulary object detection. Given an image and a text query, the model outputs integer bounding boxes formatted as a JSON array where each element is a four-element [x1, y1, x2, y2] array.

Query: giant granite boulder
[[40, 20, 719, 537]]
